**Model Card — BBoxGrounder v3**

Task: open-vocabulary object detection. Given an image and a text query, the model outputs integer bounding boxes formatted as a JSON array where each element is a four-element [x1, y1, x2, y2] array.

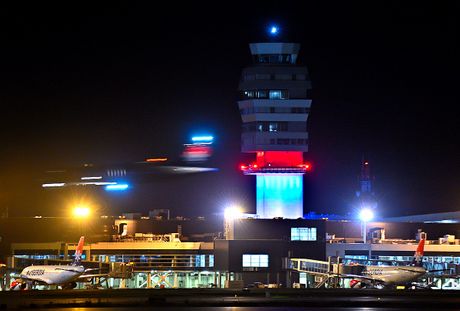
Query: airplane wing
[[77, 271, 112, 281], [331, 273, 384, 283], [83, 268, 103, 273]]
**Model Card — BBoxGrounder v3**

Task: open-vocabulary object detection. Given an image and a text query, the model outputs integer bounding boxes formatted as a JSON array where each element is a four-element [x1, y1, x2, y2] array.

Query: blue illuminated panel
[[256, 174, 303, 219], [105, 184, 129, 191]]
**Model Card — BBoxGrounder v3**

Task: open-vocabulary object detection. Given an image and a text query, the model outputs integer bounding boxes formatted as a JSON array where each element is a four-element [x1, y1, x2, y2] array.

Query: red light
[[298, 163, 312, 171], [146, 157, 168, 162], [240, 165, 247, 170], [252, 164, 258, 168]]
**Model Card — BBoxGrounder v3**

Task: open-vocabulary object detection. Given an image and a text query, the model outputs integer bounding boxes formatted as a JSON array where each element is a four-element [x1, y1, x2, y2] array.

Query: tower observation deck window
[[275, 74, 293, 80], [255, 73, 271, 80], [244, 91, 255, 98], [257, 90, 268, 98], [243, 122, 288, 133], [269, 90, 288, 99], [254, 54, 292, 64], [295, 74, 307, 80], [241, 90, 289, 100], [241, 107, 309, 115]]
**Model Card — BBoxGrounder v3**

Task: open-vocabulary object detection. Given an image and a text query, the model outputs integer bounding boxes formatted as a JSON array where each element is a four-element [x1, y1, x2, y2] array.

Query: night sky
[[0, 2, 457, 218]]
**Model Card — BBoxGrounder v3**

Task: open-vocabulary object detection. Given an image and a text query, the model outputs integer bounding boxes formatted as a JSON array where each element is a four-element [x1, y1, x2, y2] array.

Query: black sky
[[0, 1, 458, 218]]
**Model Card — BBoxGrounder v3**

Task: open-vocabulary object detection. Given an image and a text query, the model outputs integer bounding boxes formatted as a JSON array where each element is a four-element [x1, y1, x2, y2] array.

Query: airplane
[[11, 236, 108, 290], [40, 158, 218, 190], [337, 238, 433, 289], [40, 136, 217, 190]]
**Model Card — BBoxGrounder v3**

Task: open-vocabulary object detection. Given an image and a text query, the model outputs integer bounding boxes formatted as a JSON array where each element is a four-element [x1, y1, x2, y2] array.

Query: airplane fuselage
[[362, 265, 426, 284], [20, 265, 85, 285]]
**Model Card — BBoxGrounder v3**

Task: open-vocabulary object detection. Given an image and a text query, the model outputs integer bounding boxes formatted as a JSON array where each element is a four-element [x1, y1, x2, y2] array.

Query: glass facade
[[291, 227, 317, 241], [242, 121, 306, 133], [242, 90, 289, 100], [240, 106, 309, 115], [242, 254, 269, 267], [254, 54, 292, 64]]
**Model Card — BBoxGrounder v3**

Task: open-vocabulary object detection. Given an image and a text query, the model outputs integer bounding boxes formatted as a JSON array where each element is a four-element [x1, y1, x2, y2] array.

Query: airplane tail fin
[[413, 238, 425, 266], [72, 236, 85, 266]]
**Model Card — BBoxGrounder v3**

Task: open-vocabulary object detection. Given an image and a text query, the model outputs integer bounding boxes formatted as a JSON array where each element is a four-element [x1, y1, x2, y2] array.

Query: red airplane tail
[[413, 238, 425, 266], [72, 236, 85, 266]]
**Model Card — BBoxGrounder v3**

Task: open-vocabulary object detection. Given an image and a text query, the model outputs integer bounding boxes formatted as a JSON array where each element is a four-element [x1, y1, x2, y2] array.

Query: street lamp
[[73, 205, 91, 236], [224, 206, 242, 220], [224, 205, 243, 240], [359, 208, 374, 243], [73, 206, 90, 218]]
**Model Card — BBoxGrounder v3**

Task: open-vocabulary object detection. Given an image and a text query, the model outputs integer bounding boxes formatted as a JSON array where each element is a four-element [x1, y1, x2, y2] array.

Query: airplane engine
[[62, 281, 77, 289], [10, 281, 27, 290], [349, 279, 361, 288]]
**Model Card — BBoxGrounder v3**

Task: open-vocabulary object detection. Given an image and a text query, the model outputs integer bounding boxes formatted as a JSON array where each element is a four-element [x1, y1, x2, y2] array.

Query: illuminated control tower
[[238, 37, 312, 219]]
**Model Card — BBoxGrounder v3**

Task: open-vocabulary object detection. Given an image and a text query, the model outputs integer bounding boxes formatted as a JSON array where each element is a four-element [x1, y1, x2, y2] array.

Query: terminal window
[[209, 255, 214, 267], [242, 254, 269, 268], [195, 254, 206, 267], [291, 227, 317, 241]]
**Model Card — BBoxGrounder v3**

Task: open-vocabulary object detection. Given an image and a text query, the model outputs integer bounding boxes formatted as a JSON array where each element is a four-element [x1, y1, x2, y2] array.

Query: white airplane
[[341, 238, 430, 288], [11, 236, 106, 290]]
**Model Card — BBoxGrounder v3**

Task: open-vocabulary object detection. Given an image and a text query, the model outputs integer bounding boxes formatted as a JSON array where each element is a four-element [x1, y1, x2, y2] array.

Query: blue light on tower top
[[269, 25, 279, 36]]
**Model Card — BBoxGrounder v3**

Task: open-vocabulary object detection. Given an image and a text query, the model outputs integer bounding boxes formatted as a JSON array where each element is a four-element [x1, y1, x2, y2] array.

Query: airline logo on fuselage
[[363, 268, 384, 276], [26, 269, 45, 276]]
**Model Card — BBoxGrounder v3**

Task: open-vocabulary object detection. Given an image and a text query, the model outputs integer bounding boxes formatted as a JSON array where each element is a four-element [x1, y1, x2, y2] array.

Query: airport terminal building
[[2, 213, 460, 290]]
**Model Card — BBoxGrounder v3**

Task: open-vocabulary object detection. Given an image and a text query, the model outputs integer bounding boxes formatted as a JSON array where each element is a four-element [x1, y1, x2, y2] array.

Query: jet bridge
[[289, 258, 332, 288]]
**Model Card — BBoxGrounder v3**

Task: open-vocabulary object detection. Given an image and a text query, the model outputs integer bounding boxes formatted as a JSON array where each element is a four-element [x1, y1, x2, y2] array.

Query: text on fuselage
[[26, 269, 45, 276]]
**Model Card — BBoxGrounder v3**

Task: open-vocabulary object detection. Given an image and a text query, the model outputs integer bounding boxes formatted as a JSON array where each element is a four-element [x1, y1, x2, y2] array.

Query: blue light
[[191, 136, 214, 143], [269, 25, 279, 36], [105, 184, 129, 191]]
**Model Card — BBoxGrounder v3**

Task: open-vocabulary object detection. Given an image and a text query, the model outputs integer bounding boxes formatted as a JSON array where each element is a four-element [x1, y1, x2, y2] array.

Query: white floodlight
[[359, 208, 374, 222]]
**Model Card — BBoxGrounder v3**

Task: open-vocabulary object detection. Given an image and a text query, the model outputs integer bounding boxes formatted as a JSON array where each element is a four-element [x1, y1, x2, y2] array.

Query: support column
[[218, 272, 222, 288], [173, 273, 178, 288], [119, 278, 126, 289], [147, 273, 151, 288], [63, 244, 69, 260]]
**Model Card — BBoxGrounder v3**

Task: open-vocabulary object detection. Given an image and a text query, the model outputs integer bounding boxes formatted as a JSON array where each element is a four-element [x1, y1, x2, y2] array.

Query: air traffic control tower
[[238, 40, 312, 219]]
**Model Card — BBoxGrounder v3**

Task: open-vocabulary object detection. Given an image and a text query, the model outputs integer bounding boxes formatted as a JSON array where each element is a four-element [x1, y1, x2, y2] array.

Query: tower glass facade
[[256, 174, 303, 219]]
